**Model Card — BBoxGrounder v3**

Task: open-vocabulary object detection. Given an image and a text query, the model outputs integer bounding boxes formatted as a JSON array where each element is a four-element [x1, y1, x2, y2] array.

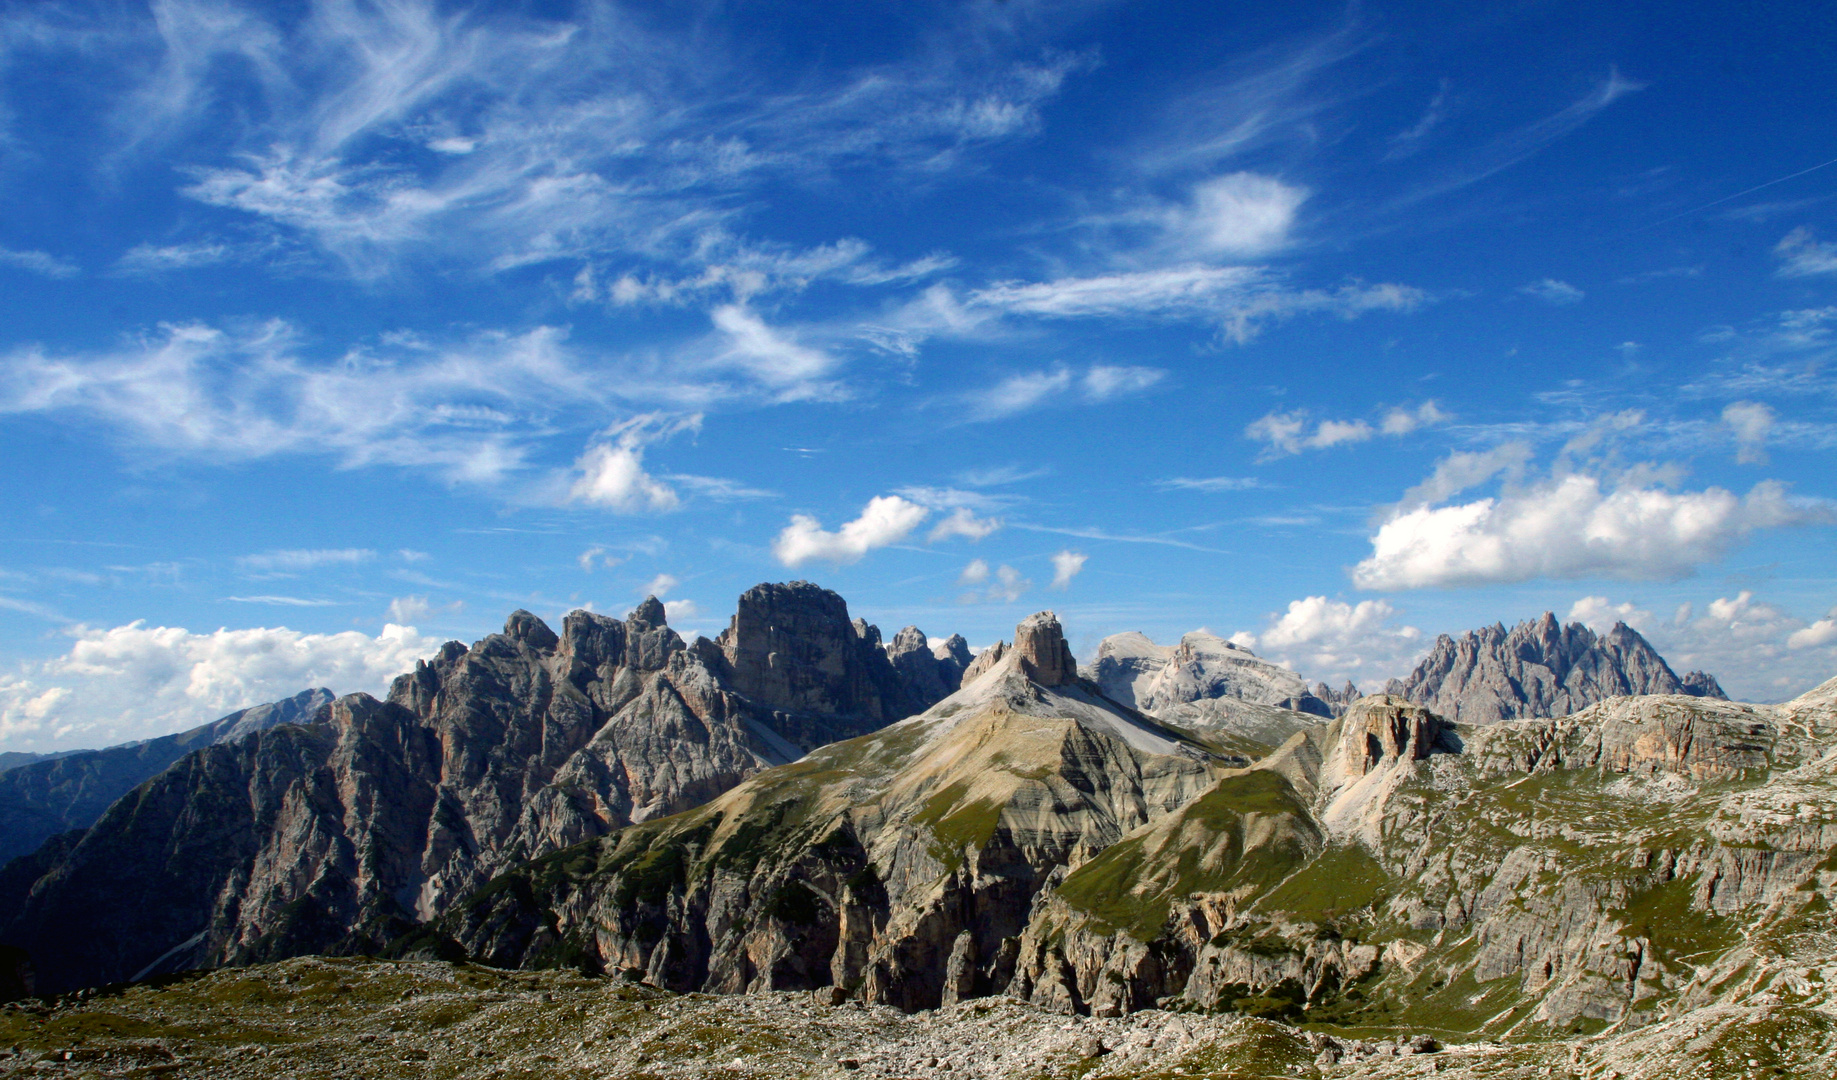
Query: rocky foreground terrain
[[0, 954, 1828, 1079]]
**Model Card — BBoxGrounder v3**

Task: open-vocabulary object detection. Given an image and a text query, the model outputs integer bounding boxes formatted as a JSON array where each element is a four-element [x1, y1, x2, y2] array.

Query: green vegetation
[[912, 780, 1006, 867], [1056, 770, 1315, 941], [1256, 844, 1391, 921]]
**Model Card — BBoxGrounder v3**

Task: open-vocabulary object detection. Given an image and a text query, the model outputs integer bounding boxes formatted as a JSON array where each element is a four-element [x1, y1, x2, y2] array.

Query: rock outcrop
[[1384, 613, 1719, 723], [0, 688, 334, 863], [420, 610, 1226, 1011], [1091, 630, 1331, 716], [0, 585, 963, 994]]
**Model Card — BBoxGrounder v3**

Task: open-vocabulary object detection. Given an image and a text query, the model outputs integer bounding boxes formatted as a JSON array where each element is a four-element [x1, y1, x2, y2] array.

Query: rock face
[[416, 659, 1835, 1040], [1384, 613, 1717, 723], [0, 585, 962, 995], [420, 610, 1225, 1011], [1090, 630, 1330, 716], [0, 688, 334, 864]]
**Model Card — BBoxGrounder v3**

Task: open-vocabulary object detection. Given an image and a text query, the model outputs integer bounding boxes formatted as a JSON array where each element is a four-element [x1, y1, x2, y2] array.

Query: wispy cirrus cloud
[[0, 246, 79, 279]]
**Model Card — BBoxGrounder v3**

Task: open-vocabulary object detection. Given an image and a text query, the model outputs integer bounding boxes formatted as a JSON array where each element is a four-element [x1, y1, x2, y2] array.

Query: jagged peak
[[629, 595, 668, 629], [1014, 610, 1076, 687], [503, 609, 560, 651]]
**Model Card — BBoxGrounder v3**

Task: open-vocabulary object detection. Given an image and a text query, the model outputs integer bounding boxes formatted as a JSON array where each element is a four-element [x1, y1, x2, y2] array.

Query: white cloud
[[705, 306, 843, 401], [1789, 613, 1837, 650], [967, 266, 1426, 343], [1355, 474, 1826, 590], [1082, 365, 1167, 401], [1723, 400, 1775, 464], [386, 595, 461, 623], [771, 495, 929, 567], [959, 562, 1029, 603], [962, 363, 1167, 421], [387, 596, 433, 623], [226, 595, 341, 607], [928, 507, 1001, 543], [1566, 595, 1653, 634], [970, 368, 1074, 420], [1233, 596, 1424, 686], [113, 240, 235, 275], [1571, 592, 1837, 700], [0, 246, 80, 279], [568, 414, 701, 514], [1775, 227, 1837, 277], [397, 549, 429, 562], [1398, 443, 1534, 507], [1049, 550, 1086, 590], [1177, 172, 1307, 255], [0, 621, 442, 752], [1248, 401, 1447, 458], [236, 548, 375, 574], [577, 545, 627, 572], [1156, 476, 1262, 492], [663, 599, 700, 620], [641, 573, 678, 598], [1520, 279, 1584, 304], [0, 320, 634, 487]]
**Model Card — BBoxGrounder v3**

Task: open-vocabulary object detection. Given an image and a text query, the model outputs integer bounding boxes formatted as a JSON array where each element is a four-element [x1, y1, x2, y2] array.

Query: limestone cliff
[[1384, 613, 1724, 724], [0, 584, 961, 995], [418, 611, 1228, 1010], [1090, 630, 1331, 716]]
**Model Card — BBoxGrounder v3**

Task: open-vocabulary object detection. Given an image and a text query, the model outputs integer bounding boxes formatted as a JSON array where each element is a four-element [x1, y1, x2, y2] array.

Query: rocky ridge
[[411, 649, 1836, 1053], [0, 688, 334, 864], [1385, 613, 1727, 724], [1091, 630, 1333, 716], [0, 583, 962, 995], [413, 611, 1231, 1011]]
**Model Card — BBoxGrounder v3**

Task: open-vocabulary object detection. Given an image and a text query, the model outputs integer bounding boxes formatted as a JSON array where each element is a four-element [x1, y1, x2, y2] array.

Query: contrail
[[1635, 154, 1837, 233]]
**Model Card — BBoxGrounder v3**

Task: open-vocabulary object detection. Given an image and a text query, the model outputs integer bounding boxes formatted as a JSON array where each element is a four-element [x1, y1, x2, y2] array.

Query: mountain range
[[0, 583, 1827, 1078]]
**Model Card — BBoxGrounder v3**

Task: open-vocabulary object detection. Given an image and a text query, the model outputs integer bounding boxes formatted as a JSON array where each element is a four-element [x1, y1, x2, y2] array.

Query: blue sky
[[2, 0, 1835, 750]]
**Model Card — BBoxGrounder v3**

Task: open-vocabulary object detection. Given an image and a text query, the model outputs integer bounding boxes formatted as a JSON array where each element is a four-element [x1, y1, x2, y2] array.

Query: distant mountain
[[0, 583, 963, 994], [1090, 630, 1332, 716], [0, 688, 334, 864], [1383, 612, 1726, 724]]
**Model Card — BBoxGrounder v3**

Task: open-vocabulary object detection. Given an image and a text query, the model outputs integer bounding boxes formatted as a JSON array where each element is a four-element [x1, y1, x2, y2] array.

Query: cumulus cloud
[[0, 621, 442, 752], [1247, 402, 1447, 458], [663, 599, 700, 620], [1519, 279, 1584, 304], [928, 507, 1001, 543], [1232, 596, 1425, 685], [1723, 400, 1775, 464], [1789, 611, 1837, 650], [1177, 172, 1308, 255], [1775, 227, 1837, 277], [772, 496, 930, 567], [568, 414, 701, 513], [1397, 443, 1533, 507], [1355, 473, 1826, 590], [1049, 550, 1087, 590], [641, 573, 678, 598], [958, 559, 990, 586]]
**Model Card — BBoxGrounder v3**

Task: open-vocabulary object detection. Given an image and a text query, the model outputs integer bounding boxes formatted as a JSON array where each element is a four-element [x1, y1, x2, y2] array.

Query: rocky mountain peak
[[1680, 669, 1729, 699], [1091, 628, 1328, 716], [502, 609, 560, 651], [1014, 611, 1076, 687], [629, 595, 668, 629], [1385, 612, 1715, 723]]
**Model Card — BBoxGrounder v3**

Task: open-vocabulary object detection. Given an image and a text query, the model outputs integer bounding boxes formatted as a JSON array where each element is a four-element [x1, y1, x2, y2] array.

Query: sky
[[1, 0, 1835, 751]]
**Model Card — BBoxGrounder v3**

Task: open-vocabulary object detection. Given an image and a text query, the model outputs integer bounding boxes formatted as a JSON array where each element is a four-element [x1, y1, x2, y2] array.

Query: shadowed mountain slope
[[0, 583, 961, 995]]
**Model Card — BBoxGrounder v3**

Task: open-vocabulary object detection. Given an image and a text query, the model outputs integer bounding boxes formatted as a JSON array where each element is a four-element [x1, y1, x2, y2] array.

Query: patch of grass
[[1256, 844, 1390, 920]]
